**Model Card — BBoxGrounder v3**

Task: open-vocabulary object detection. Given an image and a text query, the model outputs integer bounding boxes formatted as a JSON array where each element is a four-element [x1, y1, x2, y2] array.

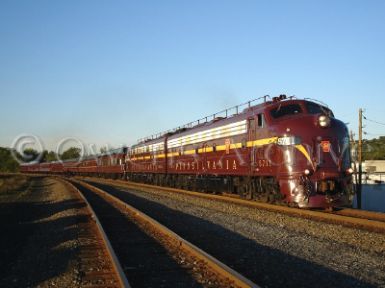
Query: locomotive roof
[[135, 95, 272, 145], [133, 95, 332, 148]]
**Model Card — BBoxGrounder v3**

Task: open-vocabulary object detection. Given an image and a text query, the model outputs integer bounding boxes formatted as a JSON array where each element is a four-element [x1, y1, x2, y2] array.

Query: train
[[20, 95, 354, 208]]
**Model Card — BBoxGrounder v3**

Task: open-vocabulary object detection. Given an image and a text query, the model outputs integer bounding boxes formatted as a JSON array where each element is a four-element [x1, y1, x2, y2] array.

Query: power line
[[365, 132, 384, 136], [363, 115, 385, 126]]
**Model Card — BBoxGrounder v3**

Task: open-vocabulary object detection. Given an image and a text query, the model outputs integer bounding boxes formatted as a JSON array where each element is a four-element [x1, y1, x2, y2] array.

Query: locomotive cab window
[[270, 104, 302, 119], [305, 102, 334, 117]]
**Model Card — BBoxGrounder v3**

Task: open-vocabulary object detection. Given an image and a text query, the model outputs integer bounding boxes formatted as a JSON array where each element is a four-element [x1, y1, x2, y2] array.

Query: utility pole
[[357, 108, 363, 209], [350, 131, 358, 194]]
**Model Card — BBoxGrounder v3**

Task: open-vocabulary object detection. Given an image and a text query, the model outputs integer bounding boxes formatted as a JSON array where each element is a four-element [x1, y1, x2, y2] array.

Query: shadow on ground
[[0, 180, 87, 288]]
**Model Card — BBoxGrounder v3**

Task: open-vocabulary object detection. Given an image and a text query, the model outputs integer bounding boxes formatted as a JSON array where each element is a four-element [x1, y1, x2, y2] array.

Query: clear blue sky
[[1, 0, 385, 152]]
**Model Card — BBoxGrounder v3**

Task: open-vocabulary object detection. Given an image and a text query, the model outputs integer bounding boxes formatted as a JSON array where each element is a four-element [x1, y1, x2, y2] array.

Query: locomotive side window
[[270, 104, 302, 119], [306, 102, 334, 117]]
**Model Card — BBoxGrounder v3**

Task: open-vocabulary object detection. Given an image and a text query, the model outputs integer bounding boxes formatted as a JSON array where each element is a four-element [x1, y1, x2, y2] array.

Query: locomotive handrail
[[137, 95, 271, 144]]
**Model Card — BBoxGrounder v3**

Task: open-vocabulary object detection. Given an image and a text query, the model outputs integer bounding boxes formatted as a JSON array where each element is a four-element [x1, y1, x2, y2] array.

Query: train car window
[[270, 104, 302, 119], [306, 102, 334, 117], [257, 113, 265, 127]]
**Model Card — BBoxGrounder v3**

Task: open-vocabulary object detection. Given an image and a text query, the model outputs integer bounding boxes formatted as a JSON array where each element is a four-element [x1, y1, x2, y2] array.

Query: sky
[[1, 0, 385, 153]]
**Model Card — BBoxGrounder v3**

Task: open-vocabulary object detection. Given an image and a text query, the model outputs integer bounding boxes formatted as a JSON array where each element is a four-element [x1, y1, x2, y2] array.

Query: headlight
[[319, 115, 331, 127], [277, 136, 301, 146], [346, 168, 354, 175]]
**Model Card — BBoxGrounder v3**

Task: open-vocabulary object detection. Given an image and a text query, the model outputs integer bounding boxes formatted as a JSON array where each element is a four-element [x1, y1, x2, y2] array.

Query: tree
[[362, 137, 385, 160], [0, 147, 19, 172], [46, 151, 58, 162], [41, 150, 58, 162], [21, 148, 40, 163], [60, 147, 81, 160]]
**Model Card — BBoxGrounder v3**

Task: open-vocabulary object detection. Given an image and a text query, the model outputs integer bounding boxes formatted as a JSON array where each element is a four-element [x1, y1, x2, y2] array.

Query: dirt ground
[[0, 175, 88, 288]]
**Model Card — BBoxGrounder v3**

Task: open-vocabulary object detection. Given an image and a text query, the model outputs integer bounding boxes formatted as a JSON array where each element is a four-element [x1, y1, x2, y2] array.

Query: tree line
[[361, 136, 385, 160], [19, 147, 82, 163], [0, 147, 19, 172], [0, 147, 81, 172]]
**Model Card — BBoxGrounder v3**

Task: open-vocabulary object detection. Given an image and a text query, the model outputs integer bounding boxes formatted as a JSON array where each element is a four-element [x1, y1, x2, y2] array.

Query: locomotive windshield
[[270, 104, 302, 119], [306, 102, 334, 117]]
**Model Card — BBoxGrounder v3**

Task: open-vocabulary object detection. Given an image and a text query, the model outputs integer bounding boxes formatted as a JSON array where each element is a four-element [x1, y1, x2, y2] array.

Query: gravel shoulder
[[89, 180, 385, 288], [0, 176, 88, 288]]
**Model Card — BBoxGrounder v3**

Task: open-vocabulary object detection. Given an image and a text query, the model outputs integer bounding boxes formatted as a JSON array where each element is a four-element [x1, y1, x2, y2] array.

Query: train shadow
[[0, 197, 87, 287], [89, 181, 377, 288]]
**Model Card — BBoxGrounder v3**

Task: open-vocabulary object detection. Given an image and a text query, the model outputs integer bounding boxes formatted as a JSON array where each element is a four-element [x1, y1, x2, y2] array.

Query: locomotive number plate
[[320, 141, 331, 153]]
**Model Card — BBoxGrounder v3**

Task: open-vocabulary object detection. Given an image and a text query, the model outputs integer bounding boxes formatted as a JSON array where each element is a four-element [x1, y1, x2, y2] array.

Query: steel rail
[[83, 177, 385, 234], [73, 178, 259, 288], [58, 178, 131, 288], [331, 208, 385, 223]]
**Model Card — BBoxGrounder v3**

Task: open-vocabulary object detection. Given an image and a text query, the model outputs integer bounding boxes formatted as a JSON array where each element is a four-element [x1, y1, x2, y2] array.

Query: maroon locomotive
[[128, 95, 353, 208], [20, 95, 353, 208]]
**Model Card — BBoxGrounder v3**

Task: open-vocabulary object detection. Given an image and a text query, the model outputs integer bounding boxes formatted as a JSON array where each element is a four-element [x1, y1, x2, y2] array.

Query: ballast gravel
[[89, 180, 385, 288]]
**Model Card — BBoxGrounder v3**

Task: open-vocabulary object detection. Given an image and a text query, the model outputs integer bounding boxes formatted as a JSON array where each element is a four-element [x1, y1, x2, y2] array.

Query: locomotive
[[20, 95, 353, 208]]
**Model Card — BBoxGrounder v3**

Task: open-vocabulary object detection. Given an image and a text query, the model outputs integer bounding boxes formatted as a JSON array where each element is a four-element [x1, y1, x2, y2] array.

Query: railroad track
[[330, 208, 385, 223], [58, 179, 131, 288], [65, 178, 259, 288], [78, 177, 385, 234]]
